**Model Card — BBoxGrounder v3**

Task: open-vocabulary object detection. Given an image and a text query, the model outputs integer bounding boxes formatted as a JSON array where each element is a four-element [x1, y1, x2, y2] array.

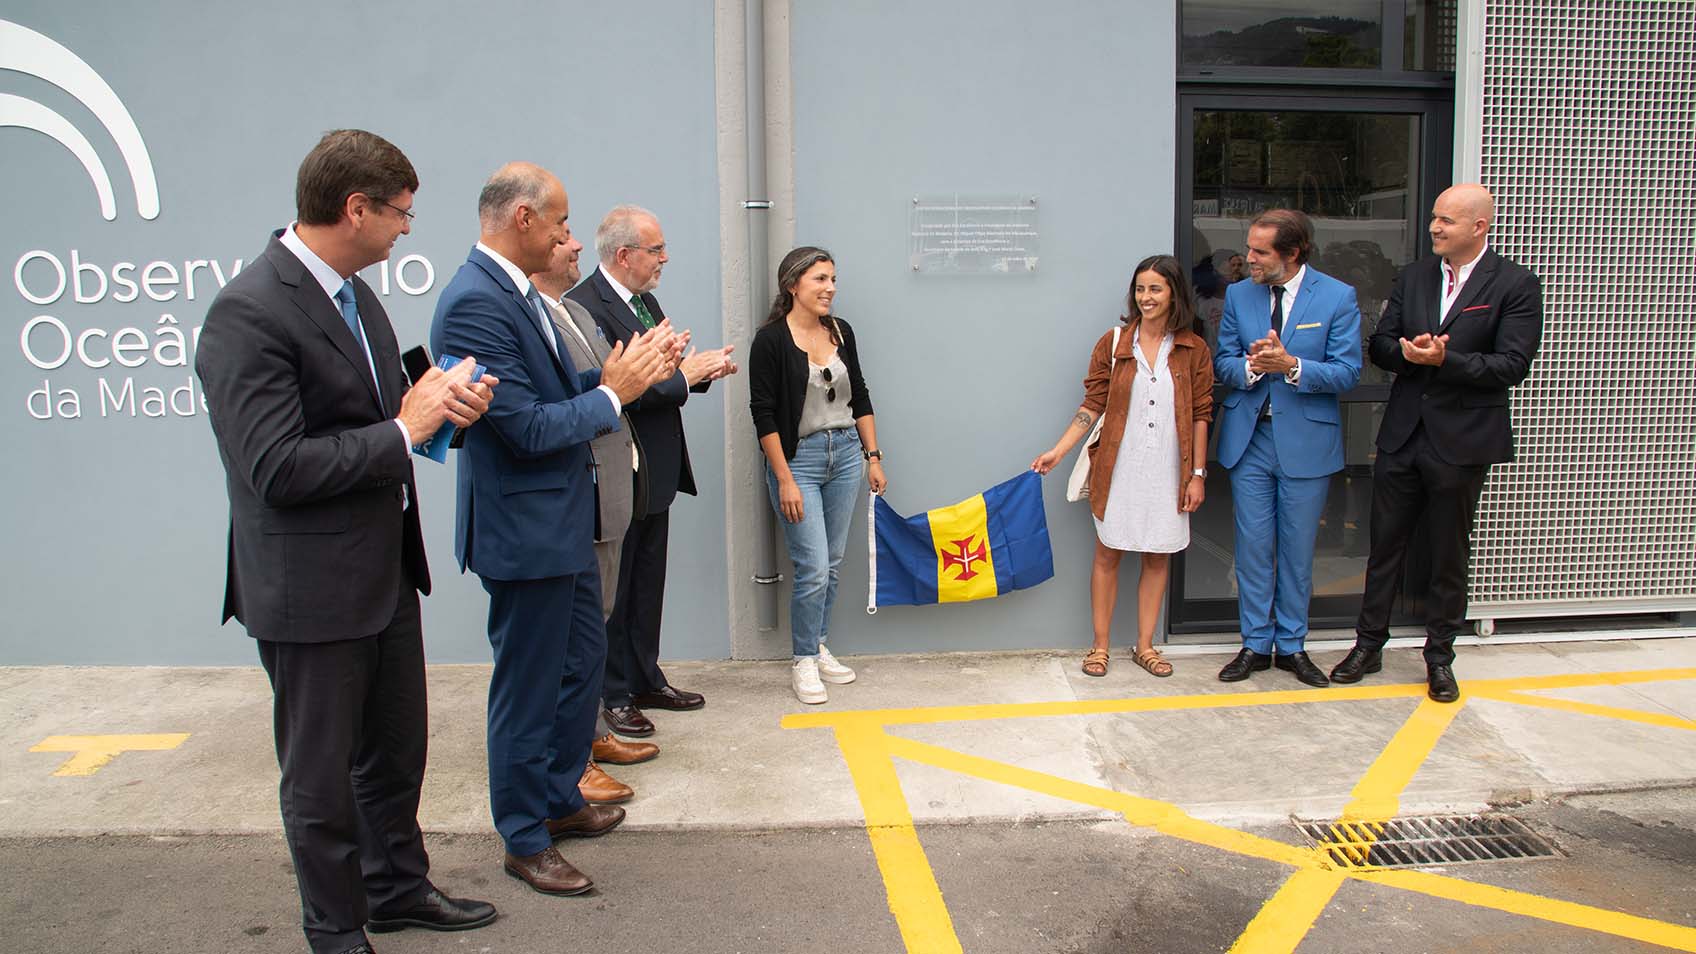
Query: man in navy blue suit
[[431, 162, 674, 896], [1213, 209, 1362, 687]]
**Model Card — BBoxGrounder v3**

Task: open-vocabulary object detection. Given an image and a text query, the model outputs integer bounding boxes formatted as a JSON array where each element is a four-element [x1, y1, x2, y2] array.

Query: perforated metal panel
[[1469, 0, 1696, 618]]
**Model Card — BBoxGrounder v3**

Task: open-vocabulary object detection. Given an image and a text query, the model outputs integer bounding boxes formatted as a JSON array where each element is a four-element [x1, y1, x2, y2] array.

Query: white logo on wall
[[0, 19, 158, 221], [5, 18, 435, 422]]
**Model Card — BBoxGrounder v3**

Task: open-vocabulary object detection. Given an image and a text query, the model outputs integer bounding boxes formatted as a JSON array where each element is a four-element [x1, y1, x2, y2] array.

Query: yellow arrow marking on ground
[[29, 733, 190, 776], [787, 667, 1696, 954]]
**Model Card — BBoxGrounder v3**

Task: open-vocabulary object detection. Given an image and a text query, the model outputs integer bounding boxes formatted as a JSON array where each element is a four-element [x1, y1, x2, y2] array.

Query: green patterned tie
[[629, 294, 656, 329]]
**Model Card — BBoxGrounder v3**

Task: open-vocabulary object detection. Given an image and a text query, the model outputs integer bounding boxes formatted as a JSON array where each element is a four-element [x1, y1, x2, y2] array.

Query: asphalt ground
[[3, 787, 1691, 954]]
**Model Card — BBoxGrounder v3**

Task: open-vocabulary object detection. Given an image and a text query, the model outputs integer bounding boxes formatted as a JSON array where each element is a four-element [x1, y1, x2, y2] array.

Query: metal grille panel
[[1296, 813, 1560, 869], [1469, 0, 1696, 616]]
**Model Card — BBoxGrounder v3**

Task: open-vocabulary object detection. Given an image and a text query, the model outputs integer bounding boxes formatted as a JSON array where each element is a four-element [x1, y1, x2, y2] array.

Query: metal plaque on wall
[[909, 194, 1039, 274]]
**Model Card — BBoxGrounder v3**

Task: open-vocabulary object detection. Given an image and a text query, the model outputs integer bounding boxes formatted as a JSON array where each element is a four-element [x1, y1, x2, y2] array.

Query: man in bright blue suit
[[1213, 209, 1361, 687], [431, 162, 673, 896]]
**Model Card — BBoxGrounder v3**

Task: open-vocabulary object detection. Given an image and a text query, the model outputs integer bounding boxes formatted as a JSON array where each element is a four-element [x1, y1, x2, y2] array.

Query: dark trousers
[[602, 508, 670, 707], [481, 570, 606, 856], [257, 590, 431, 954], [1355, 424, 1489, 667]]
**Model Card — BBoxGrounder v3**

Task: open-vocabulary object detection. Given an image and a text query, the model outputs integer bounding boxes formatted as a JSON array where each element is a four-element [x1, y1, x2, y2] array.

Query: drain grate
[[1294, 813, 1560, 869]]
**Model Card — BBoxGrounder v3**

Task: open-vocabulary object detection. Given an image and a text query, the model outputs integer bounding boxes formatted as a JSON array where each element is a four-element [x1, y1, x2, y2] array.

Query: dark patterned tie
[[1271, 284, 1286, 334], [629, 294, 657, 329]]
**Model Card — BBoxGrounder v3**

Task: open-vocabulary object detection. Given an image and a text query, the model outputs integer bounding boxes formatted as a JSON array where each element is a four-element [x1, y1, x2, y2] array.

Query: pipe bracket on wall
[[742, 200, 773, 210], [753, 573, 784, 584]]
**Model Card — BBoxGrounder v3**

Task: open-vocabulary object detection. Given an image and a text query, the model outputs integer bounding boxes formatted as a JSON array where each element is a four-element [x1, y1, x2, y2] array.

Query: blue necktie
[[529, 290, 562, 360], [335, 280, 366, 348]]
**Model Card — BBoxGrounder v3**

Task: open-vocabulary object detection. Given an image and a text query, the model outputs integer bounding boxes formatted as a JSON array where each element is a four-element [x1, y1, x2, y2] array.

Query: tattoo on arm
[[1072, 410, 1094, 431]]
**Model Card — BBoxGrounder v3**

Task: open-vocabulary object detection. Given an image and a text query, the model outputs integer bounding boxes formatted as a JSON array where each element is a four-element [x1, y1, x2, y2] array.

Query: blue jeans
[[767, 427, 863, 658]]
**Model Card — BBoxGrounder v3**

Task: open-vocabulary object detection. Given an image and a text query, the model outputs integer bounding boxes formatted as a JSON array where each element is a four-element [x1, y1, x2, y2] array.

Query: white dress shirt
[[1245, 263, 1306, 388], [599, 265, 644, 323], [476, 242, 620, 416], [279, 224, 410, 448], [1440, 244, 1488, 319]]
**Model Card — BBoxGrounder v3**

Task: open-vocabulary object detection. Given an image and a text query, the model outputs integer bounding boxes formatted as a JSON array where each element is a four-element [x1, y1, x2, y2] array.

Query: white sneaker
[[816, 645, 857, 684], [792, 657, 828, 704]]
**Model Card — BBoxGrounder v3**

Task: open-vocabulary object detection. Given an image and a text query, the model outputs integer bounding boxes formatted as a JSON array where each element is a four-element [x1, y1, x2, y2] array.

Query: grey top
[[797, 352, 855, 439]]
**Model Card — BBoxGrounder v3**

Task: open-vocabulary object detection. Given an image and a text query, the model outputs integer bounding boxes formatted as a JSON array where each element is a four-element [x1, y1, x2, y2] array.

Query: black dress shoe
[[1275, 651, 1330, 687], [1427, 664, 1460, 703], [632, 685, 706, 711], [368, 888, 497, 933], [602, 704, 655, 737], [1329, 646, 1383, 684], [1218, 649, 1272, 682]]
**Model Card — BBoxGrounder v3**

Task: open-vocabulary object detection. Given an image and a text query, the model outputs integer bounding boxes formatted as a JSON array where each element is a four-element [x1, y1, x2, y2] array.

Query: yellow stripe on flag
[[927, 493, 998, 603]]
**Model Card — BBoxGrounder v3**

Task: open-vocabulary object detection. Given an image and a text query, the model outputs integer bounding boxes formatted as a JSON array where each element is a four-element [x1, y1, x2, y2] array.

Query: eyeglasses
[[623, 243, 666, 257], [375, 198, 415, 222], [820, 365, 836, 403]]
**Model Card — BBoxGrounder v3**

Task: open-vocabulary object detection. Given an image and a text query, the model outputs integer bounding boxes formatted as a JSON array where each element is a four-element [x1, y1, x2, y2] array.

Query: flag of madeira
[[869, 471, 1054, 611]]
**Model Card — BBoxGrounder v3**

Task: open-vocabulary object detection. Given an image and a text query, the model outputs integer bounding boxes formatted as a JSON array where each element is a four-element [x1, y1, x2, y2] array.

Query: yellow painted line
[[1336, 697, 1467, 824], [882, 734, 1317, 868], [1361, 867, 1696, 952], [1473, 688, 1696, 732], [1227, 869, 1347, 954], [1467, 667, 1696, 692], [781, 666, 1696, 731], [782, 682, 1427, 730], [29, 733, 190, 776], [1231, 697, 1466, 951], [832, 724, 963, 954], [799, 666, 1696, 953]]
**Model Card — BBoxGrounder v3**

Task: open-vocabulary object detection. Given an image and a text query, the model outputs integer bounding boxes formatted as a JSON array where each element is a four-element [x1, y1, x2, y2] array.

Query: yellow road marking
[[789, 666, 1696, 953], [1363, 867, 1696, 952], [28, 733, 190, 776], [1470, 687, 1696, 732], [834, 724, 962, 954], [780, 667, 1696, 730], [1232, 697, 1467, 951], [1227, 869, 1346, 954]]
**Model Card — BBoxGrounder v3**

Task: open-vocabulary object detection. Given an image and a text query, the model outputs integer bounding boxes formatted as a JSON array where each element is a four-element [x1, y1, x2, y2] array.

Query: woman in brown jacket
[[1032, 255, 1214, 677]]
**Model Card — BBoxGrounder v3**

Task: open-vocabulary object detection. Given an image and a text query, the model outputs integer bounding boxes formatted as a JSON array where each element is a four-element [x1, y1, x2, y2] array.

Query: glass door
[[1169, 92, 1452, 634]]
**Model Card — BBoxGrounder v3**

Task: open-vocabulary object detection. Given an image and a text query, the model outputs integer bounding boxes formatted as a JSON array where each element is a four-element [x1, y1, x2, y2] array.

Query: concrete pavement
[[3, 637, 1694, 837]]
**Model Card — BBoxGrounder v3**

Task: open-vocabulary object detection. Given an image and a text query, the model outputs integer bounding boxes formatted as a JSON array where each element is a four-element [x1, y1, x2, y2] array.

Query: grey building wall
[[1, 1, 725, 663], [779, 1, 1179, 653]]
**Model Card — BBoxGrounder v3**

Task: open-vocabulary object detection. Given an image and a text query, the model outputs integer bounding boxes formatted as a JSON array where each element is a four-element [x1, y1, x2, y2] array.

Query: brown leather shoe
[[579, 761, 634, 804], [545, 802, 626, 839], [503, 846, 592, 896], [592, 731, 658, 765]]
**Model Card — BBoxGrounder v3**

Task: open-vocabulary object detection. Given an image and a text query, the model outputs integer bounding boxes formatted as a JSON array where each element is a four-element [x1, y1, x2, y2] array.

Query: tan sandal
[[1133, 647, 1174, 678], [1082, 648, 1109, 677]]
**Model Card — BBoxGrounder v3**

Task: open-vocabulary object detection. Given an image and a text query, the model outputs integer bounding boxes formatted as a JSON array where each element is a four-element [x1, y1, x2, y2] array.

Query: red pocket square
[[1462, 304, 1491, 312]]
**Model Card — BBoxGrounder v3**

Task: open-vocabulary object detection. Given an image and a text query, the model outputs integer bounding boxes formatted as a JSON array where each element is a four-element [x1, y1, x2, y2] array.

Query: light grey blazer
[[545, 296, 637, 613]]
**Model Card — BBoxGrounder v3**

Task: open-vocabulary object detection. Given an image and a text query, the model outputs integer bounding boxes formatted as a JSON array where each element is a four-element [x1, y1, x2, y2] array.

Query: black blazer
[[195, 234, 426, 643], [1370, 248, 1543, 466], [566, 268, 707, 518], [748, 315, 874, 461]]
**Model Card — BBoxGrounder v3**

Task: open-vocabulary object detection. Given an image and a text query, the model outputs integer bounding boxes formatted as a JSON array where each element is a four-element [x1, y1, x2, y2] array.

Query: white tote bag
[[1064, 326, 1120, 503]]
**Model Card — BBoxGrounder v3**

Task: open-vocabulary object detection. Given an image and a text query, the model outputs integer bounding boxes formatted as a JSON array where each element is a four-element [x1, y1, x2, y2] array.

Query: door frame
[[1167, 86, 1454, 636]]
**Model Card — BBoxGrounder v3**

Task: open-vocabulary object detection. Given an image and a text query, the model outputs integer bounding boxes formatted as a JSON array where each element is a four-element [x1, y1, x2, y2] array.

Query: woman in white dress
[[1032, 255, 1214, 677]]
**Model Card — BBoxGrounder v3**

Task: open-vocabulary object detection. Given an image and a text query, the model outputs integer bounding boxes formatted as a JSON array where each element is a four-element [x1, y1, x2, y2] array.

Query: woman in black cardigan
[[749, 246, 887, 705]]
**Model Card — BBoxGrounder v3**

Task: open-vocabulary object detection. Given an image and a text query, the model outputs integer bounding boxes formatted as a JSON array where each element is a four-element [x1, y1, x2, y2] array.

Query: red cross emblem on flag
[[941, 535, 988, 581]]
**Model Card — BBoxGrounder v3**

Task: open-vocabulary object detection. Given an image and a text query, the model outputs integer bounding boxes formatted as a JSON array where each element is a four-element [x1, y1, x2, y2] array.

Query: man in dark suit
[[1213, 209, 1362, 687], [431, 164, 673, 895], [567, 205, 736, 737], [196, 130, 497, 954], [1329, 183, 1543, 702]]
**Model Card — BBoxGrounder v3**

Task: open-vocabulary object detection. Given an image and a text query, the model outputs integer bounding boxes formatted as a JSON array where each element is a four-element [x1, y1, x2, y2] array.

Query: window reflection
[[1182, 1, 1382, 69], [1185, 107, 1424, 606]]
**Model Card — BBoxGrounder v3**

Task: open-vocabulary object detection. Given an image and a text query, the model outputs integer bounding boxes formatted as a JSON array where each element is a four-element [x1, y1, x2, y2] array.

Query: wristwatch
[[864, 448, 883, 461], [1191, 467, 1207, 479]]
